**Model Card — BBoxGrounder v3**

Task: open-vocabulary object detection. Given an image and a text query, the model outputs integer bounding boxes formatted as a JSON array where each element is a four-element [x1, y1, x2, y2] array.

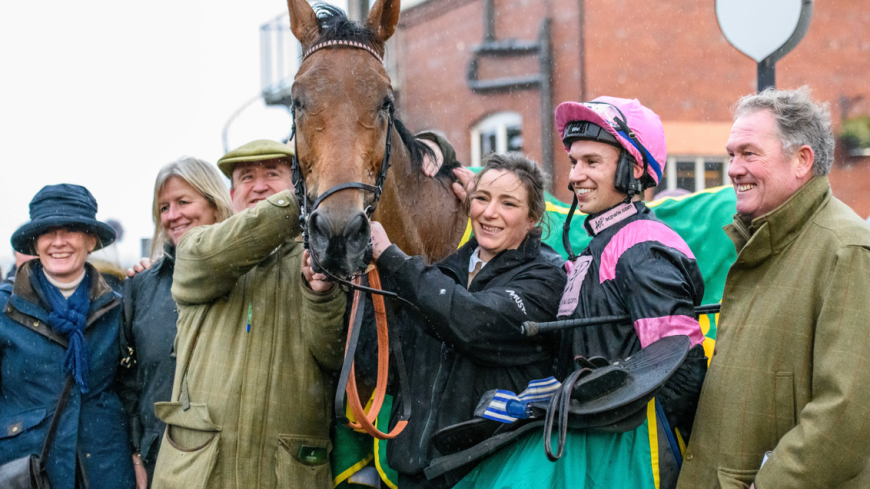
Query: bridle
[[288, 39, 399, 296], [289, 38, 410, 439]]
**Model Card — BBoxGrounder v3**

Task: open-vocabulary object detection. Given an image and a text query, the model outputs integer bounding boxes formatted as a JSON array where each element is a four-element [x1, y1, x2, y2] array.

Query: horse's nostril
[[343, 213, 371, 256], [343, 213, 369, 238], [308, 212, 332, 251]]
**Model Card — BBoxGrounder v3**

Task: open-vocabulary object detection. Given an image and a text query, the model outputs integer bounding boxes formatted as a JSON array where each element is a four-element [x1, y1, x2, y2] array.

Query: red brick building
[[391, 0, 870, 218]]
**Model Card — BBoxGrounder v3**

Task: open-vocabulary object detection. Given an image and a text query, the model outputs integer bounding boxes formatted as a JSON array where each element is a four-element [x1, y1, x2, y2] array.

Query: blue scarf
[[36, 267, 91, 393]]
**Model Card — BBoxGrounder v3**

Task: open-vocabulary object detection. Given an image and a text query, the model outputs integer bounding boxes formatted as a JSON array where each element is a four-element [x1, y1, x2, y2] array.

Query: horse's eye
[[292, 98, 304, 111]]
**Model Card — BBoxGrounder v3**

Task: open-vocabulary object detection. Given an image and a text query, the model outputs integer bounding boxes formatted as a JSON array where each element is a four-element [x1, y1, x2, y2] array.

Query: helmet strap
[[614, 149, 643, 199], [562, 184, 580, 261]]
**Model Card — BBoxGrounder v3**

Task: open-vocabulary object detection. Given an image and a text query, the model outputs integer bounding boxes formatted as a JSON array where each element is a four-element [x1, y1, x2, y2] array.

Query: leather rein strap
[[334, 270, 411, 439]]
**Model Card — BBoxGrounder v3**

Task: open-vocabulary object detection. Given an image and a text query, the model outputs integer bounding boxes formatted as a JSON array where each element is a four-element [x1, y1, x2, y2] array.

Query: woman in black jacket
[[117, 157, 232, 488], [369, 153, 567, 489]]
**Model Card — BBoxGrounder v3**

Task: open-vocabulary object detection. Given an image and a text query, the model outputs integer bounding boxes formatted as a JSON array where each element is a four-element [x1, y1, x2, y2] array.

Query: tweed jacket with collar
[[678, 177, 870, 489]]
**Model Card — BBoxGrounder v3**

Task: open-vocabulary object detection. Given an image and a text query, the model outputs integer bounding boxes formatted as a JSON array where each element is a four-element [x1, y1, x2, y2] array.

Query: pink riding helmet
[[554, 96, 667, 186]]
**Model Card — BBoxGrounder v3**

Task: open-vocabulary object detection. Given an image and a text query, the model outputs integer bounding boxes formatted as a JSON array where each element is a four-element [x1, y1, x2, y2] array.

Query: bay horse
[[286, 0, 466, 277]]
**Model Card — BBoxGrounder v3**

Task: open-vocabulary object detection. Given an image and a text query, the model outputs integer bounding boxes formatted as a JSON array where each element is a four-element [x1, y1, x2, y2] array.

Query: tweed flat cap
[[217, 139, 295, 179]]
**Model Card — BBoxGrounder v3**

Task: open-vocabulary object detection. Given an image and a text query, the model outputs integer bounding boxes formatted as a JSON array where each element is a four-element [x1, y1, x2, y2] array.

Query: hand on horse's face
[[370, 221, 392, 261], [452, 167, 476, 203], [420, 139, 444, 177], [302, 250, 334, 294]]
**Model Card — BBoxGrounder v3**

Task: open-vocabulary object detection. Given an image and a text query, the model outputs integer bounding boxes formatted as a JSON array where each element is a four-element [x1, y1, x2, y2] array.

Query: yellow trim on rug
[[544, 184, 734, 215], [544, 200, 583, 215], [458, 219, 473, 248], [333, 453, 374, 487], [374, 432, 398, 489], [647, 184, 733, 208], [346, 393, 376, 433], [675, 428, 687, 456], [647, 400, 660, 489]]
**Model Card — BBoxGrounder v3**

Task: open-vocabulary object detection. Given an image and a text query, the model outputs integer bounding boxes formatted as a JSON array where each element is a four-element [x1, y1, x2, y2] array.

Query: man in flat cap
[[152, 140, 346, 489], [151, 134, 458, 488]]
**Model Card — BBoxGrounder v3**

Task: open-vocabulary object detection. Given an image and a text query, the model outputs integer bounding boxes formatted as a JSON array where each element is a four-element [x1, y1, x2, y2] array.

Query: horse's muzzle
[[308, 209, 371, 278]]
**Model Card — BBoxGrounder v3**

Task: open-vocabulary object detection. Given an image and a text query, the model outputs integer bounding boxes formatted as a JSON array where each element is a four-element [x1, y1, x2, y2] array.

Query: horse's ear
[[287, 0, 320, 48], [366, 0, 401, 45]]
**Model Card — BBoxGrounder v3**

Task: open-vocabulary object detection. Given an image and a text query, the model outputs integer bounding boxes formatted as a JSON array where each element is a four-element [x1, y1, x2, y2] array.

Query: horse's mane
[[311, 3, 458, 179]]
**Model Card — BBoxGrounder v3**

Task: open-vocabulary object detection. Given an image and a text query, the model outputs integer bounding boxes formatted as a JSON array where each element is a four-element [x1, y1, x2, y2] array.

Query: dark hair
[[312, 3, 379, 51], [468, 153, 550, 237]]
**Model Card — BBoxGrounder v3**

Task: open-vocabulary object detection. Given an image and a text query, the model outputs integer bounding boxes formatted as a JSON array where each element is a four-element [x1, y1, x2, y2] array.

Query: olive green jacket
[[678, 177, 870, 489], [151, 190, 347, 489]]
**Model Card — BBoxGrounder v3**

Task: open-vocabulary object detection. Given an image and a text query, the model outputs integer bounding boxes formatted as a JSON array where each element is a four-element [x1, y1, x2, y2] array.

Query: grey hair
[[732, 86, 835, 176]]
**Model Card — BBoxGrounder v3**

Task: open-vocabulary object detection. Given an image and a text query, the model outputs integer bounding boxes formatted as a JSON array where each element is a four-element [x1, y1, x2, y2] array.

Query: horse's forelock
[[311, 3, 381, 53], [304, 4, 457, 181]]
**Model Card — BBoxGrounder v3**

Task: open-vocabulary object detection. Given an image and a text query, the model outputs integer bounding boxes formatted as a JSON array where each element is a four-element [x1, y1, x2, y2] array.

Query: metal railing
[[258, 9, 401, 107], [260, 13, 302, 106]]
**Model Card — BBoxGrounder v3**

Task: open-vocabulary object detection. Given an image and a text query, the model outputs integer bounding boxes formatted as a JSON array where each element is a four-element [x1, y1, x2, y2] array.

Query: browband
[[302, 39, 384, 64]]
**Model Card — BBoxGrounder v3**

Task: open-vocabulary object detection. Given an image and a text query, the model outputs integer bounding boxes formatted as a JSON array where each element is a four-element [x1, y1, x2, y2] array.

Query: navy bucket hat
[[11, 184, 116, 255]]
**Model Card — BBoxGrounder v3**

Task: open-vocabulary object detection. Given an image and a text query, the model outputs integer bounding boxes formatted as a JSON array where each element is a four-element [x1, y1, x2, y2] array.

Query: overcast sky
[[0, 0, 346, 272]]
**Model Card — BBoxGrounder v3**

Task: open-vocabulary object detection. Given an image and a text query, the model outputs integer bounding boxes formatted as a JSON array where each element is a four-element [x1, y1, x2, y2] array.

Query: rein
[[334, 271, 411, 439], [291, 38, 409, 439]]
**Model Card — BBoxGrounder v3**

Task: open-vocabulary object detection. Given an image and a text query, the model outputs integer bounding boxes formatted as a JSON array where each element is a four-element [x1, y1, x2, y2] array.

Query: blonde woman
[[117, 157, 232, 488]]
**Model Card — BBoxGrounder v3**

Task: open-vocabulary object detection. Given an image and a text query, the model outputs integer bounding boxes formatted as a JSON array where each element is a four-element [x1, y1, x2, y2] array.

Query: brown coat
[[677, 177, 870, 488], [151, 190, 347, 489]]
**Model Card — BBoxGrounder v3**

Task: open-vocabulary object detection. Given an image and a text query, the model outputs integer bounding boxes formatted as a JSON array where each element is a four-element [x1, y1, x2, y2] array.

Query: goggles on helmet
[[562, 120, 620, 148]]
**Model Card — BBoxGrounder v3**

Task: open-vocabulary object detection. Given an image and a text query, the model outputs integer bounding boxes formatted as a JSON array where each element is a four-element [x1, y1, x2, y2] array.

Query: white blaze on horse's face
[[286, 0, 402, 277]]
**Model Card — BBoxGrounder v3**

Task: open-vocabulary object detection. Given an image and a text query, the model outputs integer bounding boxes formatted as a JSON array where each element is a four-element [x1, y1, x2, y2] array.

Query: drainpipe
[[577, 0, 586, 102], [539, 18, 554, 182], [483, 0, 496, 42]]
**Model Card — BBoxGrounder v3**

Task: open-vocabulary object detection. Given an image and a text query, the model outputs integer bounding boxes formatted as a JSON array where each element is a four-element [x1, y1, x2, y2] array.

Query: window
[[676, 161, 697, 193], [470, 112, 522, 167], [656, 156, 730, 195]]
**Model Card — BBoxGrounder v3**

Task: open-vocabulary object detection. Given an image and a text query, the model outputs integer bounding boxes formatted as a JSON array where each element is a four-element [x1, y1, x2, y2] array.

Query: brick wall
[[395, 0, 870, 207]]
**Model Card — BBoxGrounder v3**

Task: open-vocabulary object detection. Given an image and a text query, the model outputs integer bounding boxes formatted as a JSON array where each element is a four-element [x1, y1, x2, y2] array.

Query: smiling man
[[677, 88, 870, 489], [538, 96, 707, 489], [151, 140, 347, 489]]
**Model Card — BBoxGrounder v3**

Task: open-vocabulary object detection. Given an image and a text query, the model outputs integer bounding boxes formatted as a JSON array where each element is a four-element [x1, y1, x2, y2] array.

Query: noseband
[[289, 39, 397, 295]]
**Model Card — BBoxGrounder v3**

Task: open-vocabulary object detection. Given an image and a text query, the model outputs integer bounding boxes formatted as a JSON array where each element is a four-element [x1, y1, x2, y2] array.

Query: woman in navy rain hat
[[0, 184, 135, 489]]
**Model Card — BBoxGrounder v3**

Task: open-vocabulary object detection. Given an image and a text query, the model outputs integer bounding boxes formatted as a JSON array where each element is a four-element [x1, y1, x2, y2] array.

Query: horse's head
[[287, 0, 401, 278]]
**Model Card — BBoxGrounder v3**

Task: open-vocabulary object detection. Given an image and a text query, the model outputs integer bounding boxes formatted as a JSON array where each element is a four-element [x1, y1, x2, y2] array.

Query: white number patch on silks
[[558, 256, 593, 317]]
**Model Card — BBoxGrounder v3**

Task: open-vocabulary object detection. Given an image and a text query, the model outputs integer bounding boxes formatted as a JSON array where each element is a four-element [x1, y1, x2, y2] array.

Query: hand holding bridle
[[370, 221, 392, 260], [302, 250, 335, 293]]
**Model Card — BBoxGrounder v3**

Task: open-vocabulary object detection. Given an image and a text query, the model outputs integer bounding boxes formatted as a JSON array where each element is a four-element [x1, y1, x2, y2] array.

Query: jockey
[[554, 96, 707, 488], [554, 97, 706, 363], [452, 97, 708, 489]]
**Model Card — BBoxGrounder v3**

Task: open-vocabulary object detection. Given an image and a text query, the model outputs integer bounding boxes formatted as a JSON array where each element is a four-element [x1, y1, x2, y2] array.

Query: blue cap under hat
[[11, 184, 116, 255]]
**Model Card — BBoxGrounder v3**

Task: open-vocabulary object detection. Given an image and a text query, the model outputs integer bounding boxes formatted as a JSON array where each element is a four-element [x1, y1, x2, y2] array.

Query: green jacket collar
[[725, 176, 831, 265]]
